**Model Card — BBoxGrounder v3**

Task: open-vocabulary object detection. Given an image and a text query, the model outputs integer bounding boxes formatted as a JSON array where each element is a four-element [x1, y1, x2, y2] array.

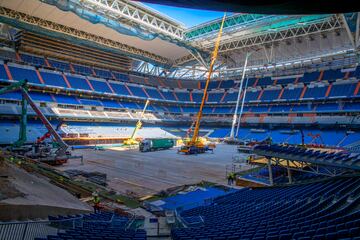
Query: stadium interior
[[0, 1, 359, 240]]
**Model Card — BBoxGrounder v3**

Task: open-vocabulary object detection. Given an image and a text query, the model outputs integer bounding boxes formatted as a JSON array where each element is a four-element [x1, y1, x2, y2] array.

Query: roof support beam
[[189, 50, 209, 70], [341, 13, 356, 49], [176, 15, 343, 66], [0, 6, 170, 66], [75, 0, 185, 39], [356, 12, 360, 48]]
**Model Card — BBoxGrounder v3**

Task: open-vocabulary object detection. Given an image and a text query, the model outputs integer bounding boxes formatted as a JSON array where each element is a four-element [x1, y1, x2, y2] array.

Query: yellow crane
[[179, 14, 226, 154], [123, 99, 150, 145]]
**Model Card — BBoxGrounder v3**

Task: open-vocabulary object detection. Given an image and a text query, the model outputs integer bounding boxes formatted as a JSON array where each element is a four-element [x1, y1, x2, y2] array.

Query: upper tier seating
[[110, 82, 130, 96], [128, 85, 147, 98], [322, 69, 344, 81], [47, 58, 71, 72], [220, 80, 235, 89], [66, 75, 92, 90], [256, 76, 273, 86], [276, 77, 296, 85], [303, 85, 327, 99], [40, 71, 67, 88], [94, 68, 112, 79], [201, 81, 219, 90], [161, 91, 176, 101], [246, 78, 257, 87], [328, 82, 357, 98], [223, 92, 238, 102], [208, 92, 224, 102], [72, 64, 93, 76], [192, 92, 203, 102], [172, 176, 360, 240], [281, 87, 303, 100], [8, 65, 41, 84], [300, 71, 320, 83], [144, 88, 163, 100], [261, 89, 281, 101], [89, 78, 111, 93], [20, 53, 45, 66], [245, 90, 260, 101], [1, 56, 360, 109], [175, 92, 190, 102], [113, 71, 129, 81]]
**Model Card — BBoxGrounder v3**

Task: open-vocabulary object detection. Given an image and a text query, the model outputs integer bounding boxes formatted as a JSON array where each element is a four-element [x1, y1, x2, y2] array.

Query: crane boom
[[0, 80, 68, 154], [129, 99, 150, 141], [190, 14, 226, 145], [21, 89, 68, 154]]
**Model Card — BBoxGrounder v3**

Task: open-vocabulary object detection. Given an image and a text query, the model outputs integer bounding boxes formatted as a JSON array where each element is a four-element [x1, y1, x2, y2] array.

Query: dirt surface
[[0, 163, 24, 200], [0, 161, 92, 217], [58, 144, 246, 197]]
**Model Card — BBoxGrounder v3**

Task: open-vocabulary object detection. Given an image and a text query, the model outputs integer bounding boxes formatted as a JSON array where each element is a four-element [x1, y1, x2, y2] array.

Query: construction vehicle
[[36, 121, 63, 144], [0, 80, 81, 165], [178, 14, 226, 155], [123, 99, 150, 146], [307, 132, 325, 145], [139, 138, 175, 152]]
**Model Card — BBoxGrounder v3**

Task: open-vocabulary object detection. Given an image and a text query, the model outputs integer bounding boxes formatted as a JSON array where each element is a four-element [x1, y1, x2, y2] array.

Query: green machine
[[139, 138, 175, 152]]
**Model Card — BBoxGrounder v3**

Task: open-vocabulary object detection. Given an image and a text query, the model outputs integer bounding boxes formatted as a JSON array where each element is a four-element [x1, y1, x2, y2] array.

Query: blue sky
[[143, 3, 225, 28]]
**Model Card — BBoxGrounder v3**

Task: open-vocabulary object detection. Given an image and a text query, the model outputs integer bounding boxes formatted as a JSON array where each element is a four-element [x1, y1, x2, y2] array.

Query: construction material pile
[[64, 169, 107, 186]]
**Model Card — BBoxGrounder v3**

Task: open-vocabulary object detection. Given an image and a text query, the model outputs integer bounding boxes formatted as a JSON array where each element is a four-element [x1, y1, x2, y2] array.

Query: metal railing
[[0, 216, 83, 240]]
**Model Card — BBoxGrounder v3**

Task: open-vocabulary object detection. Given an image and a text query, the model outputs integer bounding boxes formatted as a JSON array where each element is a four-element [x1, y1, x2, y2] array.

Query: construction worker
[[227, 172, 236, 185], [92, 191, 101, 213], [227, 173, 232, 185], [231, 172, 236, 185]]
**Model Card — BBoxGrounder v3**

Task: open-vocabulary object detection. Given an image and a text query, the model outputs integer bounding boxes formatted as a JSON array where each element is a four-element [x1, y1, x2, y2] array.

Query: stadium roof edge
[[136, 0, 360, 14], [130, 1, 186, 28]]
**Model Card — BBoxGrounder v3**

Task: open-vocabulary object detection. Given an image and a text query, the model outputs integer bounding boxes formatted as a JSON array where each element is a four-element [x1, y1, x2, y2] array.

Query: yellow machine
[[123, 99, 150, 146], [179, 14, 226, 155]]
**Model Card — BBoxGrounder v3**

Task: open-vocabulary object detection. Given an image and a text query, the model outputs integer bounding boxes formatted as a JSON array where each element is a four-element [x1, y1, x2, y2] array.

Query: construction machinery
[[123, 99, 150, 146], [0, 80, 80, 165], [36, 121, 64, 144], [139, 138, 175, 152], [178, 14, 226, 155]]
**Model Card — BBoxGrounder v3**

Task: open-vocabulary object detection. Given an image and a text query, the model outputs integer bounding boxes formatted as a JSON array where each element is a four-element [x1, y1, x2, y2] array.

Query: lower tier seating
[[172, 176, 360, 240], [36, 212, 146, 240]]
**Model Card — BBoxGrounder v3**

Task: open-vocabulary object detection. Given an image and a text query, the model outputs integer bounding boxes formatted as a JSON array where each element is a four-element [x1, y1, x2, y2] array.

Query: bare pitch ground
[[58, 144, 240, 197]]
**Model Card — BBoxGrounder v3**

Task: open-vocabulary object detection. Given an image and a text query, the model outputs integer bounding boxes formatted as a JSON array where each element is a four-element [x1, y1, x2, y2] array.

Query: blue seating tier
[[172, 177, 360, 240], [9, 66, 41, 84], [40, 71, 67, 88], [37, 212, 146, 240], [66, 75, 92, 90], [90, 79, 111, 93]]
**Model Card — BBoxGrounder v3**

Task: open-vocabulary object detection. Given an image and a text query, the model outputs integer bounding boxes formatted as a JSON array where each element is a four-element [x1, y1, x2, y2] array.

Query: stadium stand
[[172, 176, 360, 240], [27, 212, 146, 240], [1, 5, 360, 240]]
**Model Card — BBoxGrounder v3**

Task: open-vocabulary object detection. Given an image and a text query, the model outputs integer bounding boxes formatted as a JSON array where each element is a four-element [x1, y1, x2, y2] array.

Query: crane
[[123, 99, 150, 145], [0, 80, 77, 165], [307, 132, 325, 146], [178, 14, 226, 154], [36, 121, 64, 144]]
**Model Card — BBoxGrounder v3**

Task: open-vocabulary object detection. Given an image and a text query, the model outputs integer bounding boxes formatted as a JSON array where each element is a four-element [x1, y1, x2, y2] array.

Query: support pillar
[[287, 159, 292, 184], [267, 157, 273, 186]]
